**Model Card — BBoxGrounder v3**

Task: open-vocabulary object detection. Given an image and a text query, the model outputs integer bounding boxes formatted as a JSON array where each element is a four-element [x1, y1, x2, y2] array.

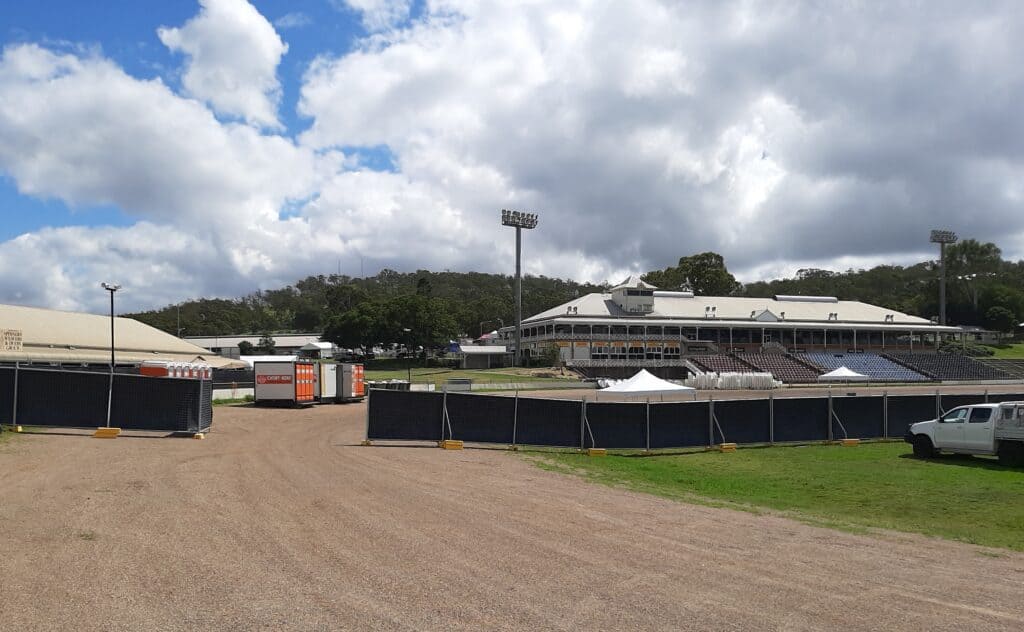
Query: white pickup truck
[[905, 401, 1024, 466]]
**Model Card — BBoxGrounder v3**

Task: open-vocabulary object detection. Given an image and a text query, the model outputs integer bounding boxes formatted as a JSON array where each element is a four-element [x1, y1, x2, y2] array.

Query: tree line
[[128, 239, 1024, 351]]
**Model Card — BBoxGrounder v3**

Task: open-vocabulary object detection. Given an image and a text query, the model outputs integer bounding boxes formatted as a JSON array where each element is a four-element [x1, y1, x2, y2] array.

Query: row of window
[[513, 325, 948, 345]]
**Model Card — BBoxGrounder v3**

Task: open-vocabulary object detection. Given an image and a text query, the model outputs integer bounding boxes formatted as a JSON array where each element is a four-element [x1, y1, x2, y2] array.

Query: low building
[[496, 276, 962, 371], [182, 333, 323, 359], [458, 345, 512, 369], [0, 303, 244, 368]]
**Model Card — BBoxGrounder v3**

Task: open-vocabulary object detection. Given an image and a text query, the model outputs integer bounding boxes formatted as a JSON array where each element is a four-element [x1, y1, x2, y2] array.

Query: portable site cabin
[[254, 360, 317, 406]]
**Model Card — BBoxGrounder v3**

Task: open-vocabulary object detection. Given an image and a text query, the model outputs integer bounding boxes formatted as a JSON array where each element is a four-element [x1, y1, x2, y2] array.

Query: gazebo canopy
[[601, 369, 695, 393], [817, 366, 869, 382]]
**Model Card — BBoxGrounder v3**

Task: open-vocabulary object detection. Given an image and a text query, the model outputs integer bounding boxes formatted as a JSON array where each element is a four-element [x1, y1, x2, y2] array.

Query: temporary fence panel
[[714, 399, 772, 444], [586, 402, 647, 450], [364, 389, 1024, 449], [0, 367, 15, 425], [771, 397, 830, 443], [885, 395, 939, 438], [832, 396, 885, 439], [0, 366, 211, 432], [649, 401, 710, 449], [445, 392, 515, 444], [513, 397, 582, 447], [366, 389, 444, 441], [938, 393, 987, 414]]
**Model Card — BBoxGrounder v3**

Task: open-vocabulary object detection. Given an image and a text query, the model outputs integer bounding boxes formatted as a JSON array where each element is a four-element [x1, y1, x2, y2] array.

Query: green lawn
[[364, 367, 578, 388], [983, 343, 1024, 358], [537, 442, 1024, 551]]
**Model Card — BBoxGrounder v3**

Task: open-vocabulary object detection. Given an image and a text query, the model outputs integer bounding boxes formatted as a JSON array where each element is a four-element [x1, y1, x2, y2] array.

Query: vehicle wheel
[[912, 435, 935, 459]]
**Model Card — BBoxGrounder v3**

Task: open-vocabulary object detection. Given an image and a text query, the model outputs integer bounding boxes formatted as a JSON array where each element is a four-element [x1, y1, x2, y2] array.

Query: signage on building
[[1, 329, 22, 352], [256, 374, 293, 385]]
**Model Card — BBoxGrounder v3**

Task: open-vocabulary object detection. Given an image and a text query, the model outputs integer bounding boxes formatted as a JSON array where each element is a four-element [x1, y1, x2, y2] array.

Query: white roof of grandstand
[[611, 275, 656, 291], [601, 369, 695, 393], [0, 303, 246, 368], [523, 293, 949, 328]]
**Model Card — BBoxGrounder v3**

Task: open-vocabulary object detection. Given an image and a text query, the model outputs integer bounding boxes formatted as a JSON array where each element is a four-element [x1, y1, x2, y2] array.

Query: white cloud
[[158, 0, 287, 128], [332, 0, 414, 32], [3, 0, 1024, 313], [274, 12, 312, 30]]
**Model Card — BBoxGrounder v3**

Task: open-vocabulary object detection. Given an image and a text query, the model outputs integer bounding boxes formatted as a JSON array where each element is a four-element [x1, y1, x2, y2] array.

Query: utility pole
[[101, 282, 121, 429], [501, 210, 539, 366]]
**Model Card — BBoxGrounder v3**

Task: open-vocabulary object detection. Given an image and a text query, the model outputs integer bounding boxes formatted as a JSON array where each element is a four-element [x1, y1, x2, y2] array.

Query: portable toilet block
[[336, 363, 366, 402]]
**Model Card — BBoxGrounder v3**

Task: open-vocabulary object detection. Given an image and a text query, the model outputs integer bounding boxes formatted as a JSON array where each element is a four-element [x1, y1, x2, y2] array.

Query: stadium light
[[929, 230, 958, 326], [501, 209, 540, 366], [100, 282, 121, 428]]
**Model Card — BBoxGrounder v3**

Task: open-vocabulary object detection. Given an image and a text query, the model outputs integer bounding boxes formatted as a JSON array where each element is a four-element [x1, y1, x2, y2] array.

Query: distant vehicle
[[905, 401, 1024, 466]]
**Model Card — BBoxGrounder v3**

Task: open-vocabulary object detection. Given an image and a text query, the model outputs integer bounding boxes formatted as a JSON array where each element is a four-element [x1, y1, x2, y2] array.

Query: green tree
[[643, 252, 741, 295], [255, 333, 276, 354], [985, 306, 1017, 334], [237, 340, 255, 355]]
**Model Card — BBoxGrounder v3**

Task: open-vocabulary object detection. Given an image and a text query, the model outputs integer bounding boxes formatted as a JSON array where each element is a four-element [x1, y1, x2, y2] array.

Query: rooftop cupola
[[610, 275, 656, 314]]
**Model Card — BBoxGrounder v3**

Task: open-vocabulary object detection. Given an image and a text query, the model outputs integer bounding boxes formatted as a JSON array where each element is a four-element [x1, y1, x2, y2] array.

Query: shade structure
[[817, 366, 870, 382], [601, 369, 695, 394]]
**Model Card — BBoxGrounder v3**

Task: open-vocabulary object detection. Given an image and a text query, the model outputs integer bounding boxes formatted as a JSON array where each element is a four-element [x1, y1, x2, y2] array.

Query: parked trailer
[[254, 361, 316, 407], [336, 363, 366, 403]]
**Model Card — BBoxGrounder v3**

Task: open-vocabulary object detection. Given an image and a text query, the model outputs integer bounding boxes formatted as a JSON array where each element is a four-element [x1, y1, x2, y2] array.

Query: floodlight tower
[[501, 209, 539, 366], [930, 229, 958, 326]]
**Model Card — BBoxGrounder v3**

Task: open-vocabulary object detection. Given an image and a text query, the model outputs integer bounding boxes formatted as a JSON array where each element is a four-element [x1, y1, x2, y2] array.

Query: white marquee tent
[[601, 369, 695, 394], [817, 366, 870, 382]]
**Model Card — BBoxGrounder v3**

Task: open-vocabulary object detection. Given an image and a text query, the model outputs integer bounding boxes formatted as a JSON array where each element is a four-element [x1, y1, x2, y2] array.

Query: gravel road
[[2, 403, 1024, 631]]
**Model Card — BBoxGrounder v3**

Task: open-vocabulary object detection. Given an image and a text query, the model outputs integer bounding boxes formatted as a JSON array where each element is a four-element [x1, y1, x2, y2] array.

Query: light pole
[[101, 282, 121, 428], [930, 230, 958, 326], [501, 209, 539, 366]]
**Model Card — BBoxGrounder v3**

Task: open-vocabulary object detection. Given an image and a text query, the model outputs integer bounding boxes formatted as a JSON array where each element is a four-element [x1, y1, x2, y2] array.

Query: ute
[[905, 401, 1024, 466]]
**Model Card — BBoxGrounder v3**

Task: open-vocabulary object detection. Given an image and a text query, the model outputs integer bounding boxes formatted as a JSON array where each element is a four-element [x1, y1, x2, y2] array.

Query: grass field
[[984, 343, 1024, 358], [364, 367, 578, 388], [537, 442, 1024, 551]]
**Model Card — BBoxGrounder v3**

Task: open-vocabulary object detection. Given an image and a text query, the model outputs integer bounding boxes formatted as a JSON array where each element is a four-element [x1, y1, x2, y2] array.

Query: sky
[[1, 0, 1023, 313]]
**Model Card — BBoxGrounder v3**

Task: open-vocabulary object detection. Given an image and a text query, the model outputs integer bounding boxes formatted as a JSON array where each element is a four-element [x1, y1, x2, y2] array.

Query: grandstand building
[[498, 276, 968, 379]]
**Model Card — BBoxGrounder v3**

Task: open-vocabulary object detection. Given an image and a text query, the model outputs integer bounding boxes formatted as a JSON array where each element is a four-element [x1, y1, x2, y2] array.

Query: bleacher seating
[[884, 352, 1013, 381], [975, 359, 1024, 379], [804, 352, 929, 382], [690, 354, 755, 374], [741, 353, 822, 383]]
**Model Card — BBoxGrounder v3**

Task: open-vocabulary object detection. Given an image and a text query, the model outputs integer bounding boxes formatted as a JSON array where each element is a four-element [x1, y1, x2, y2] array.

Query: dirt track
[[3, 403, 1024, 631]]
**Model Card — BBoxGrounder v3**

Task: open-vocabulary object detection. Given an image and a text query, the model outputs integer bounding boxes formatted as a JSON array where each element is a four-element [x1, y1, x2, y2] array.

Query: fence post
[[12, 361, 19, 428], [511, 390, 518, 448], [883, 390, 888, 438], [364, 388, 371, 441], [580, 398, 586, 450], [985, 388, 989, 403], [645, 398, 651, 452], [827, 387, 834, 442], [935, 389, 941, 419], [441, 387, 448, 442], [769, 391, 774, 444], [708, 396, 715, 447]]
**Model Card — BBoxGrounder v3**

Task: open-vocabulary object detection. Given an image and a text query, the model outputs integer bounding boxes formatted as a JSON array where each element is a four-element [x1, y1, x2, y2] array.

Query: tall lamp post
[[930, 229, 958, 326], [501, 209, 539, 366], [101, 282, 121, 429]]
